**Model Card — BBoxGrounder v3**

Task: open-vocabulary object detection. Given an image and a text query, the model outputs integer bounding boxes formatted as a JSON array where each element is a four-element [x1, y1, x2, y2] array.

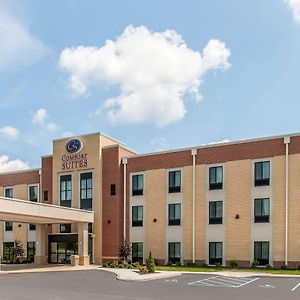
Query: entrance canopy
[[0, 197, 94, 224]]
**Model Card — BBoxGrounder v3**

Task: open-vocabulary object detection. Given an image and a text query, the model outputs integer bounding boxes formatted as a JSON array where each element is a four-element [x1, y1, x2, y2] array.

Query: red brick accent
[[102, 146, 133, 259], [0, 169, 39, 187], [226, 260, 250, 268], [289, 136, 300, 155], [41, 156, 53, 204]]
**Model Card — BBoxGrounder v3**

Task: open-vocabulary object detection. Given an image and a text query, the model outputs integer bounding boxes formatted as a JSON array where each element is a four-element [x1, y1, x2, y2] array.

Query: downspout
[[122, 158, 128, 241], [284, 137, 290, 267], [191, 148, 197, 263]]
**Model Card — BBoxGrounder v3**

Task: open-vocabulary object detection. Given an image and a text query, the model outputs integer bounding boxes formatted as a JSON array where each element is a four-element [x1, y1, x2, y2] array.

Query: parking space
[[188, 275, 260, 288], [162, 274, 300, 295]]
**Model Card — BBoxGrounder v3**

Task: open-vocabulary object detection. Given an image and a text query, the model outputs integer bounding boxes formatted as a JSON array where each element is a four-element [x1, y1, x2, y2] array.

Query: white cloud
[[285, 0, 300, 22], [0, 8, 48, 74], [61, 131, 74, 138], [0, 155, 29, 173], [207, 139, 230, 145], [32, 108, 47, 124], [0, 126, 20, 139], [59, 25, 231, 127], [150, 137, 170, 151], [46, 122, 59, 132]]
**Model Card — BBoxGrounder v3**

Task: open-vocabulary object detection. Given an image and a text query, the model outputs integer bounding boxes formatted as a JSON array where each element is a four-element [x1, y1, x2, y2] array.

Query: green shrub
[[266, 264, 273, 270], [215, 263, 222, 269], [138, 265, 148, 274], [132, 262, 140, 268], [229, 260, 238, 268], [166, 261, 172, 266], [281, 264, 288, 270], [200, 263, 208, 268], [189, 262, 197, 267], [118, 263, 125, 268], [109, 262, 117, 268], [251, 259, 259, 268], [127, 264, 133, 269], [103, 263, 108, 268], [146, 251, 156, 273]]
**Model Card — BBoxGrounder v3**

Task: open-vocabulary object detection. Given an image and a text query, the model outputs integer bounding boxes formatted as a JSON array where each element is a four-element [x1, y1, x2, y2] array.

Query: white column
[[191, 148, 197, 263], [34, 224, 47, 264], [78, 222, 89, 266], [122, 158, 128, 241], [284, 136, 290, 267]]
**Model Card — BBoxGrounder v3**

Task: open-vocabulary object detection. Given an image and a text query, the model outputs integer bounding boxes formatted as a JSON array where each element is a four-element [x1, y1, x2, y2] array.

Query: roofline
[[41, 154, 53, 159], [102, 143, 137, 154], [125, 131, 300, 160], [52, 131, 126, 146], [0, 168, 41, 176]]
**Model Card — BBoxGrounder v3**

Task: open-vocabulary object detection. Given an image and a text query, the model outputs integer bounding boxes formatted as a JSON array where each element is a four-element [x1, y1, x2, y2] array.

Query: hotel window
[[27, 242, 35, 263], [254, 198, 270, 223], [80, 172, 93, 210], [132, 174, 143, 196], [29, 185, 38, 202], [29, 224, 36, 231], [44, 190, 48, 202], [168, 242, 181, 264], [209, 166, 223, 190], [60, 175, 72, 207], [110, 184, 116, 196], [3, 242, 14, 261], [169, 170, 181, 193], [4, 187, 13, 198], [60, 224, 71, 233], [255, 161, 270, 186], [254, 241, 269, 265], [209, 201, 223, 224], [209, 242, 222, 265], [168, 203, 181, 226], [5, 221, 13, 231], [132, 206, 143, 227], [132, 242, 143, 264]]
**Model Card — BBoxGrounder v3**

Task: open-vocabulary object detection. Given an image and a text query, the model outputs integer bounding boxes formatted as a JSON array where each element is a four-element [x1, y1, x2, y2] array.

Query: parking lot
[[0, 270, 299, 299]]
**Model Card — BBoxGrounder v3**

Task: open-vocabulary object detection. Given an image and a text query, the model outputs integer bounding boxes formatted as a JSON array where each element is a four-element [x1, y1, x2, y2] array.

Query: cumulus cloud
[[285, 0, 300, 22], [32, 108, 47, 123], [150, 137, 170, 151], [0, 126, 20, 139], [0, 8, 48, 74], [46, 122, 59, 132], [0, 155, 29, 173], [59, 25, 231, 126]]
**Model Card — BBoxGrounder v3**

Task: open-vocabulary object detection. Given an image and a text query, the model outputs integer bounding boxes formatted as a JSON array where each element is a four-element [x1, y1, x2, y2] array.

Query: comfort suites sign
[[61, 139, 88, 170]]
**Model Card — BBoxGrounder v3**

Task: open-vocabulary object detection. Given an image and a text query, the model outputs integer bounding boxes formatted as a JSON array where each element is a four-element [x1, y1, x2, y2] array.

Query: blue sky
[[0, 0, 300, 171]]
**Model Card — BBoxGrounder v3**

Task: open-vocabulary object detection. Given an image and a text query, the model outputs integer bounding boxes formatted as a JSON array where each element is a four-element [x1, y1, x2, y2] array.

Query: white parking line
[[188, 276, 260, 288], [291, 282, 300, 292]]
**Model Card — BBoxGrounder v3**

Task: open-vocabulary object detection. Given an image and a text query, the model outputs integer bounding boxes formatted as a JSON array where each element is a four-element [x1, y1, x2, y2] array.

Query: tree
[[119, 240, 131, 263], [146, 251, 155, 273], [12, 240, 25, 262]]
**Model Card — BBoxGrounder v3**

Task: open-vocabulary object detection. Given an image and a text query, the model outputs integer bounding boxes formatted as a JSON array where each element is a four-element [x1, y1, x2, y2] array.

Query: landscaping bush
[[189, 262, 197, 267], [102, 263, 108, 268], [251, 259, 259, 268], [109, 262, 117, 268], [215, 263, 222, 269], [146, 251, 155, 273], [166, 261, 172, 266], [138, 265, 148, 274], [119, 240, 131, 263], [118, 263, 125, 268], [266, 264, 273, 270], [200, 263, 208, 268], [229, 260, 238, 268], [127, 264, 133, 269], [281, 264, 288, 270]]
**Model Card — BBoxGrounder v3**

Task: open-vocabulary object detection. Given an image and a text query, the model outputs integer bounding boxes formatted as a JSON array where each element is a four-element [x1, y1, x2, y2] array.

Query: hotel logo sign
[[62, 139, 88, 170]]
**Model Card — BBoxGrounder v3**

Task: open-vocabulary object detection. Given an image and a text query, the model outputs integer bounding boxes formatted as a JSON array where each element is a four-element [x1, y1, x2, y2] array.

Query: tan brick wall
[[195, 165, 206, 261], [273, 155, 285, 262], [144, 169, 166, 260], [288, 153, 300, 261], [183, 166, 192, 261], [225, 159, 251, 261]]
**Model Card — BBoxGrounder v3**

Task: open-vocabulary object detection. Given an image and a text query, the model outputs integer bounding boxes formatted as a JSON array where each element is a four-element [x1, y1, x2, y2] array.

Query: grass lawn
[[156, 265, 300, 275]]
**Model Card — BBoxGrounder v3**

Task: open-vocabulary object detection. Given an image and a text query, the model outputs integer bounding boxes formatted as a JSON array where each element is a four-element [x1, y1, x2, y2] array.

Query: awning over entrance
[[0, 197, 94, 224]]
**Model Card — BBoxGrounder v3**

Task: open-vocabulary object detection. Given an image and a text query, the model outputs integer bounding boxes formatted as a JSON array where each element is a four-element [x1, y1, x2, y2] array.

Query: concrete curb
[[99, 268, 181, 282]]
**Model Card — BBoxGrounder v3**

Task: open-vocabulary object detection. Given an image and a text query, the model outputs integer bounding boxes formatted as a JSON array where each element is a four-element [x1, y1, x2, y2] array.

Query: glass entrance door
[[48, 234, 78, 264]]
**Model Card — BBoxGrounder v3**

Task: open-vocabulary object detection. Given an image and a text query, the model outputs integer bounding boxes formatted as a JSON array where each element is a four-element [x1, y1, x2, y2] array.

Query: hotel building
[[0, 132, 299, 268]]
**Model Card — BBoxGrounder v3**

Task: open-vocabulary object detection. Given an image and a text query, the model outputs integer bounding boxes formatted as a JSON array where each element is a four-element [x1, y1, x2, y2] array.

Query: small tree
[[146, 251, 155, 273], [119, 240, 131, 263], [12, 240, 25, 262]]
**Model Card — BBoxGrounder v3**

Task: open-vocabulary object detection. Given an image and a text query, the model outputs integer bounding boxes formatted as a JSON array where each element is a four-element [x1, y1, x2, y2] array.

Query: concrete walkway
[[100, 267, 181, 281]]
